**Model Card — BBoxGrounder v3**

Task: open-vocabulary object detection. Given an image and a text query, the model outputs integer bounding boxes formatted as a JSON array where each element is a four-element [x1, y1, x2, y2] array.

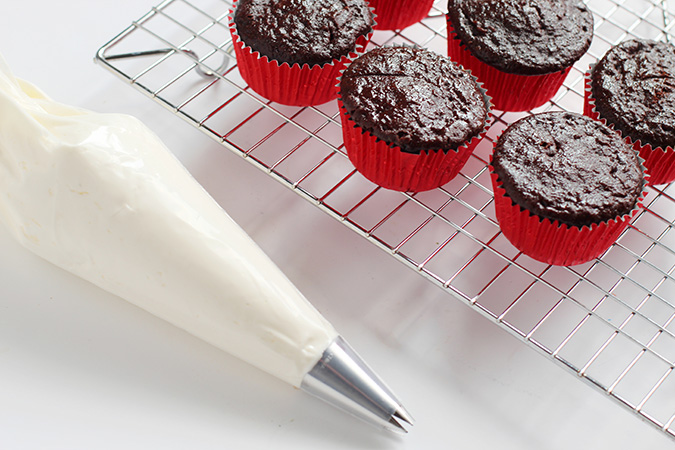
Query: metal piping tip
[[301, 335, 413, 433], [393, 406, 415, 426], [388, 416, 408, 434]]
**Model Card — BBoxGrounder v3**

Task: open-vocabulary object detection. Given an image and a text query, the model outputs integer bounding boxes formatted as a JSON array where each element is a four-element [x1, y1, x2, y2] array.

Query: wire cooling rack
[[96, 0, 675, 440]]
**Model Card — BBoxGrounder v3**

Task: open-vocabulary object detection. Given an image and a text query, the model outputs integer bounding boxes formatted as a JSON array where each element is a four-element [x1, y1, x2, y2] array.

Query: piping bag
[[0, 55, 412, 432]]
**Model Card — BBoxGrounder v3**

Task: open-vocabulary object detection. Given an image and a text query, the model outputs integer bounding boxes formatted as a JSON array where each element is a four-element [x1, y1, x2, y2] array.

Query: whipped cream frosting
[[0, 56, 337, 386]]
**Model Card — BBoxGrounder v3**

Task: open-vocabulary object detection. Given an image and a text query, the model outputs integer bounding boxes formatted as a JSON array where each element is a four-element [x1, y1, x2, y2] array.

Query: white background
[[0, 1, 673, 448]]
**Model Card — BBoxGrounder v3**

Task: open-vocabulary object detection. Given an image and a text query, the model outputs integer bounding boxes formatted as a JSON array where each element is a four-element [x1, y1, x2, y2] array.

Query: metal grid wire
[[96, 0, 675, 439]]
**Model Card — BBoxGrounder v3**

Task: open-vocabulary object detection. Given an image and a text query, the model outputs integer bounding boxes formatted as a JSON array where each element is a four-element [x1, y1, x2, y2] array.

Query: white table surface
[[0, 1, 673, 449]]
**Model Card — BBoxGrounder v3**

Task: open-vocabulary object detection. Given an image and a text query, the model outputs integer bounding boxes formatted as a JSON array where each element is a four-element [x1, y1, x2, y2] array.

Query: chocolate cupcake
[[229, 0, 374, 106], [447, 0, 593, 111], [368, 0, 435, 30], [338, 45, 490, 192], [491, 112, 645, 266], [585, 39, 675, 185]]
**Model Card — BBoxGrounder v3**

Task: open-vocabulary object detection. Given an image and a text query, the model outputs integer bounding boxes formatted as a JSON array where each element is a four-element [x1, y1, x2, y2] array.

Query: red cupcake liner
[[336, 44, 492, 192], [339, 95, 491, 192], [446, 23, 570, 112], [369, 0, 434, 30], [338, 101, 480, 191], [227, 5, 371, 106], [583, 68, 675, 186], [489, 164, 646, 266]]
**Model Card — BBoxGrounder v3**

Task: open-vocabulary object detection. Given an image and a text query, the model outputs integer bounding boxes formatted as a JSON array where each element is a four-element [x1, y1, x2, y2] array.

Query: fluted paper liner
[[584, 66, 675, 186], [489, 151, 647, 267], [369, 0, 434, 30], [336, 46, 492, 192], [446, 23, 570, 112], [228, 2, 373, 106]]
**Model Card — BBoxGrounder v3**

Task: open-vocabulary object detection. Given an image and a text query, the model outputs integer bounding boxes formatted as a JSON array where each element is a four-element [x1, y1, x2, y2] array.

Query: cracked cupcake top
[[492, 112, 643, 227], [233, 0, 374, 66], [447, 0, 593, 75], [590, 39, 675, 150], [338, 46, 489, 153]]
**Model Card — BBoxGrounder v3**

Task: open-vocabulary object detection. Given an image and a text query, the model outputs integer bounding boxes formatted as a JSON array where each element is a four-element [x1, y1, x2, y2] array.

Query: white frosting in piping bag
[[0, 56, 337, 387]]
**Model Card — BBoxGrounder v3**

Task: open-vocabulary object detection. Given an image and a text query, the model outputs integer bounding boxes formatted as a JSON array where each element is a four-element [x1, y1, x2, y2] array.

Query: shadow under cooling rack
[[96, 0, 675, 440]]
